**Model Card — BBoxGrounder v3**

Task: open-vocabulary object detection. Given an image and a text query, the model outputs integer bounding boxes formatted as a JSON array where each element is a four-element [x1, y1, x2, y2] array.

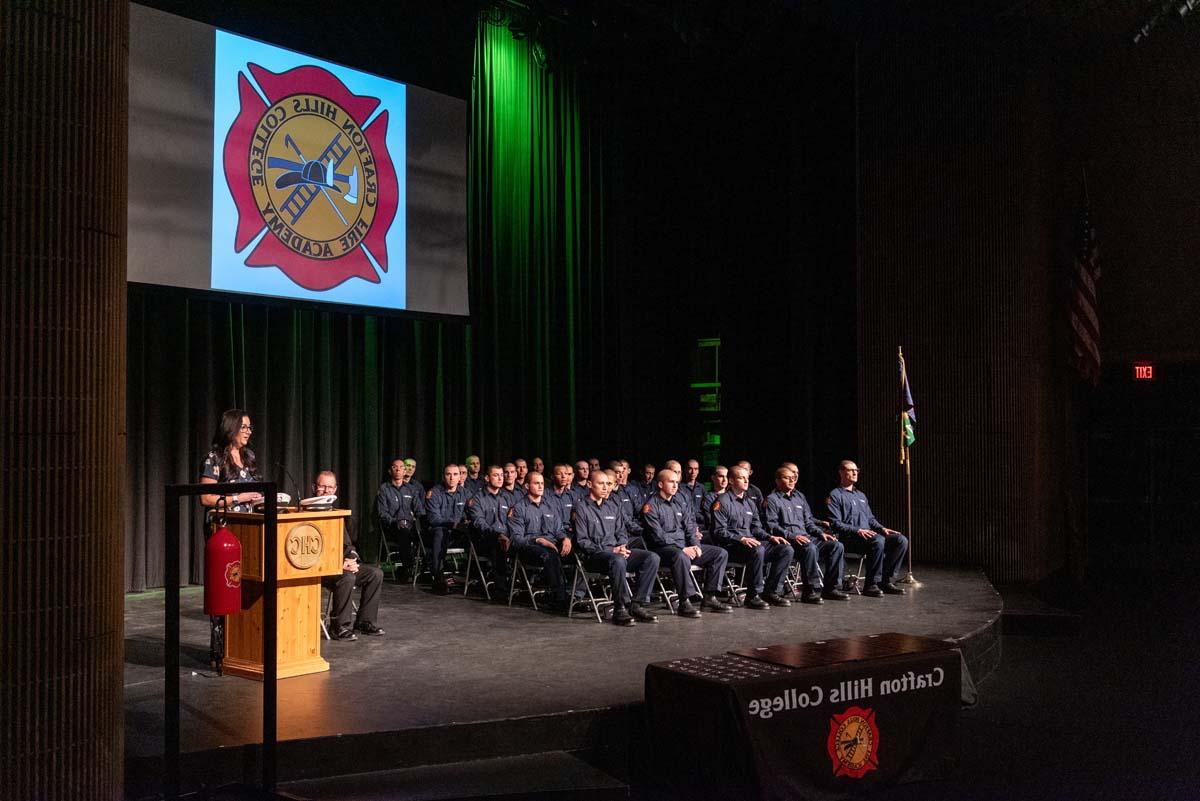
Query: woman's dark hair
[[209, 408, 258, 479]]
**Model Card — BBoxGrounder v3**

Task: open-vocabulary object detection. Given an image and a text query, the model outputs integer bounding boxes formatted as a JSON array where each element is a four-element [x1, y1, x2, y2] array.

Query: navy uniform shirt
[[746, 483, 766, 522], [701, 489, 727, 534], [466, 488, 512, 536], [461, 476, 484, 499], [710, 491, 767, 546], [572, 496, 627, 555], [826, 486, 884, 537], [612, 484, 645, 535], [375, 481, 422, 530], [679, 480, 706, 516], [506, 495, 566, 549], [763, 489, 826, 540], [500, 486, 521, 510], [425, 484, 467, 529], [547, 486, 577, 534], [641, 492, 700, 549]]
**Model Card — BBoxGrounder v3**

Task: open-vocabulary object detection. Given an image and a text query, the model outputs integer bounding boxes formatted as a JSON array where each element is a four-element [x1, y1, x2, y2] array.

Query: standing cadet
[[711, 465, 794, 609], [702, 465, 730, 536], [609, 462, 645, 544], [826, 460, 909, 597], [573, 469, 661, 626], [507, 471, 571, 610], [425, 464, 469, 594], [680, 459, 705, 518], [642, 469, 733, 618], [465, 465, 512, 594], [764, 466, 849, 604], [375, 458, 423, 578]]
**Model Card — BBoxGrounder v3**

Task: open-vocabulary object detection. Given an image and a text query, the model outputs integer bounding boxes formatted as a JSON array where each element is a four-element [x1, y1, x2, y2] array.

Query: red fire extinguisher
[[205, 523, 242, 616]]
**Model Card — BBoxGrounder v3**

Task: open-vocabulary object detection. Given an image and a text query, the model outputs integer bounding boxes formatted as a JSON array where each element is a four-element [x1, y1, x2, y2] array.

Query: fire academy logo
[[826, 706, 880, 779], [222, 63, 398, 290]]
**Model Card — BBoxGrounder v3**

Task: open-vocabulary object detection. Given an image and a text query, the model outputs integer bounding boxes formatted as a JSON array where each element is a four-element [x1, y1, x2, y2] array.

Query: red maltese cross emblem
[[222, 63, 398, 290]]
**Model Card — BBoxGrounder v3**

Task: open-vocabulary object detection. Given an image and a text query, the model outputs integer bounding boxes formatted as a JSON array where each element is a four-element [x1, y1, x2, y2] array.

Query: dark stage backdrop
[[125, 12, 606, 590]]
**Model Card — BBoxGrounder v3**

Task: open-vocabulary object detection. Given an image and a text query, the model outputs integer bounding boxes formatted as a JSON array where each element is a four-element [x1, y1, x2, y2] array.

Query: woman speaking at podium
[[199, 408, 263, 668], [200, 408, 264, 510]]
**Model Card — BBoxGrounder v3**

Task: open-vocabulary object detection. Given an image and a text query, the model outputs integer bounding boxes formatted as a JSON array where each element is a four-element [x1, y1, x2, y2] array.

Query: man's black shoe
[[881, 582, 906, 595], [432, 579, 449, 595], [764, 592, 792, 607], [356, 622, 385, 636], [800, 589, 824, 605], [631, 602, 659, 623], [862, 584, 884, 598], [704, 595, 733, 613], [744, 595, 770, 610], [677, 600, 702, 618], [821, 588, 850, 601], [612, 606, 636, 626], [334, 627, 358, 641]]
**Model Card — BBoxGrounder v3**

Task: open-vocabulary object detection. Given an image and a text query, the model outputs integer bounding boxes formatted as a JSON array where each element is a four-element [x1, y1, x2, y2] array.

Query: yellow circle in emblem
[[251, 94, 376, 261]]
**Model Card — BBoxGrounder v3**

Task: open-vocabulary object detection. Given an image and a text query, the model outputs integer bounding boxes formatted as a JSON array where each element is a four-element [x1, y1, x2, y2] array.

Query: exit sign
[[1133, 362, 1154, 381]]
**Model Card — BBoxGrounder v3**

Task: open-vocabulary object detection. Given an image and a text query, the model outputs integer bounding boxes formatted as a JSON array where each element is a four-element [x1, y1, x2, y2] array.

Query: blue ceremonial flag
[[899, 349, 915, 458]]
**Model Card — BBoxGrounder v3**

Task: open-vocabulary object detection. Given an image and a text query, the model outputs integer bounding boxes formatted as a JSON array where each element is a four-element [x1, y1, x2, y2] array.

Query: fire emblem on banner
[[826, 706, 880, 779], [221, 63, 399, 291]]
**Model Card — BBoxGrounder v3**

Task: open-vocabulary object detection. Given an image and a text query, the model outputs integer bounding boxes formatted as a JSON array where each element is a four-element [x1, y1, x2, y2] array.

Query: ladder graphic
[[279, 182, 319, 226]]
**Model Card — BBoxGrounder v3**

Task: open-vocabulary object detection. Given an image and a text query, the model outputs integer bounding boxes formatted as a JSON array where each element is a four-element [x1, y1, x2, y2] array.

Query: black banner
[[645, 633, 960, 800]]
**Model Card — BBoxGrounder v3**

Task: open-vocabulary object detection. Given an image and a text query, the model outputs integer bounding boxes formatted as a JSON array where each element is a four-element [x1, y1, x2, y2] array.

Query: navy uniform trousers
[[839, 531, 909, 586], [582, 549, 660, 606], [725, 540, 793, 594]]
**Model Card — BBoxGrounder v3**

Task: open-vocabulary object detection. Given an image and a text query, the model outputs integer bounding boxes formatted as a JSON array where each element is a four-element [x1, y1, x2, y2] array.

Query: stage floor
[[124, 566, 1000, 796]]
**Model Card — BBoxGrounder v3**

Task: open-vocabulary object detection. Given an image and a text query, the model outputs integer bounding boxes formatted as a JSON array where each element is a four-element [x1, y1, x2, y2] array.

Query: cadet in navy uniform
[[315, 471, 384, 639], [376, 458, 423, 576], [514, 458, 530, 491], [701, 465, 730, 536], [642, 469, 733, 617], [736, 461, 766, 522], [680, 459, 705, 517], [546, 464, 578, 535], [763, 466, 849, 604], [711, 465, 794, 609], [462, 455, 484, 498], [465, 465, 513, 592], [826, 460, 908, 597], [506, 471, 571, 609], [572, 469, 661, 626], [572, 460, 591, 496], [500, 462, 521, 505], [425, 464, 469, 594]]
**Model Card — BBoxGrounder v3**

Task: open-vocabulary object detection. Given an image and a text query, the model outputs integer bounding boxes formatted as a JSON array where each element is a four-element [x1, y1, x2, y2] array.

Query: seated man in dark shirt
[[826, 460, 909, 598], [573, 469, 661, 626], [506, 471, 571, 610], [315, 471, 384, 640]]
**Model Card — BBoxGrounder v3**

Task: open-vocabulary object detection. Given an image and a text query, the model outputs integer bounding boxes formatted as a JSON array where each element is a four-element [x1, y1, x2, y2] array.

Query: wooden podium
[[221, 509, 348, 680]]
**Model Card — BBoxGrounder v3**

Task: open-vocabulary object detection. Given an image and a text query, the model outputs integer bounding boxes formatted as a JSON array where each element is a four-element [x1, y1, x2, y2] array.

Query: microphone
[[275, 461, 301, 507]]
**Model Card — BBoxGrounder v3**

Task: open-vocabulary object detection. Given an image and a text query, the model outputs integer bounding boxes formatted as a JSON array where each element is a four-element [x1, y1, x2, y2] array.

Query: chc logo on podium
[[221, 61, 399, 291], [285, 524, 325, 570]]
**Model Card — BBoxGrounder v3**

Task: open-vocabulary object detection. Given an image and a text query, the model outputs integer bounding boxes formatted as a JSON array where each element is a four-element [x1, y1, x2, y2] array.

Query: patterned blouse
[[201, 449, 261, 514]]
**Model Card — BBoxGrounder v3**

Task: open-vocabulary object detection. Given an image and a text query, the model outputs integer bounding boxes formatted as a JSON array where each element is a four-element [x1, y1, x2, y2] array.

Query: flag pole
[[898, 347, 921, 586]]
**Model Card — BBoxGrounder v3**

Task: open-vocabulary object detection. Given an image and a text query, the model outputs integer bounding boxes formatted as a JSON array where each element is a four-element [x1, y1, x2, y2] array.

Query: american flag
[[1068, 204, 1101, 385]]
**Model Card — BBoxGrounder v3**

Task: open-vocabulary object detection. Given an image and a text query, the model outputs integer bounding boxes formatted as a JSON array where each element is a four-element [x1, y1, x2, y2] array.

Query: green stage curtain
[[469, 12, 609, 462]]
